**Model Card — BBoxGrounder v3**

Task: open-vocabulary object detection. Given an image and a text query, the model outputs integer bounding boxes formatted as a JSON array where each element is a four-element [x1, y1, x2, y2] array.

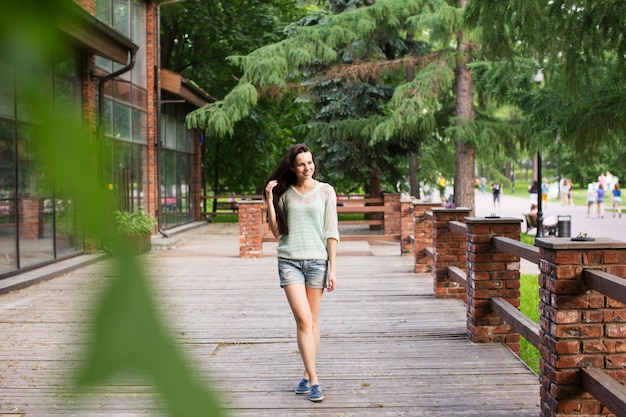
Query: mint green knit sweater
[[276, 181, 340, 260]]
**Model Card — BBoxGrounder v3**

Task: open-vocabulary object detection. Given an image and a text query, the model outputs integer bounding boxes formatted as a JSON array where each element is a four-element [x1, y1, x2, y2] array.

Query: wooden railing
[[237, 193, 422, 257], [420, 208, 626, 417], [200, 195, 261, 218]]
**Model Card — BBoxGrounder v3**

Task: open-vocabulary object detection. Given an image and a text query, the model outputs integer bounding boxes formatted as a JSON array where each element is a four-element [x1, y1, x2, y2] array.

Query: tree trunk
[[454, 0, 475, 214], [409, 155, 420, 199], [367, 171, 383, 230]]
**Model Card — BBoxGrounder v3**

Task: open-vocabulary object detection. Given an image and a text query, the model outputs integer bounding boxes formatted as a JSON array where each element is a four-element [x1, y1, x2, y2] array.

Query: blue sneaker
[[309, 384, 323, 402], [294, 378, 310, 394]]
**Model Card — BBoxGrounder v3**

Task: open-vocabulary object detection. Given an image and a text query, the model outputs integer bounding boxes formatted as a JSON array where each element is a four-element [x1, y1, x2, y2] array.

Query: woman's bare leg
[[283, 285, 324, 385]]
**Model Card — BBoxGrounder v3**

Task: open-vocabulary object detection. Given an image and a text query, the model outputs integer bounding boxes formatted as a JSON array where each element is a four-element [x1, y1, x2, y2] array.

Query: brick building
[[0, 0, 211, 278]]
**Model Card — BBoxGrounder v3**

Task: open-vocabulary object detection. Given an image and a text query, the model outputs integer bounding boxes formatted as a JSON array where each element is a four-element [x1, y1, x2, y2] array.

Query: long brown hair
[[264, 144, 316, 235]]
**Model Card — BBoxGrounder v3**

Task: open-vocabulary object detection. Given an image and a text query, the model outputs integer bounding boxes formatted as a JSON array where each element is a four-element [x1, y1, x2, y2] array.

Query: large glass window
[[0, 47, 83, 278], [160, 99, 195, 228], [0, 120, 17, 274], [96, 0, 148, 212], [0, 62, 15, 118]]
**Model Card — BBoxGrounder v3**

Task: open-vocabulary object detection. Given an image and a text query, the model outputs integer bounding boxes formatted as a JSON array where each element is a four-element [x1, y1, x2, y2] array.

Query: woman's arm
[[326, 237, 337, 292], [265, 180, 281, 239]]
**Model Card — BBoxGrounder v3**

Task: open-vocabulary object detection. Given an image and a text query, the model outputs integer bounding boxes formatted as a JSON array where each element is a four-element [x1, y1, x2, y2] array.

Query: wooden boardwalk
[[0, 224, 540, 416]]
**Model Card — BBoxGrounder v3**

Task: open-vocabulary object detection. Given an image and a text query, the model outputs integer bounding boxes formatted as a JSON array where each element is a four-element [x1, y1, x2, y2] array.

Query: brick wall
[[412, 202, 441, 272], [465, 217, 522, 355], [430, 208, 470, 298], [383, 193, 401, 237], [145, 1, 157, 219], [400, 197, 414, 255], [238, 200, 264, 258], [192, 132, 202, 221], [536, 238, 626, 417]]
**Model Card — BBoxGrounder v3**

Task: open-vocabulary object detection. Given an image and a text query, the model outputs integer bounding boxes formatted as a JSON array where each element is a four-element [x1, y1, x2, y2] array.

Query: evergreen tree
[[466, 0, 626, 166], [187, 0, 487, 208]]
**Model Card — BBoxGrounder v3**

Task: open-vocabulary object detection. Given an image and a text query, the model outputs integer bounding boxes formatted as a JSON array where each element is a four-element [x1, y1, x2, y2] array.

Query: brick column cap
[[238, 200, 263, 204], [465, 217, 523, 225], [535, 237, 626, 250], [412, 200, 443, 206], [432, 207, 471, 213]]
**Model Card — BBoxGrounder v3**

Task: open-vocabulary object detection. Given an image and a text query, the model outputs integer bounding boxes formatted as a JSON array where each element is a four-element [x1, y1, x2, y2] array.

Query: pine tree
[[187, 0, 483, 208]]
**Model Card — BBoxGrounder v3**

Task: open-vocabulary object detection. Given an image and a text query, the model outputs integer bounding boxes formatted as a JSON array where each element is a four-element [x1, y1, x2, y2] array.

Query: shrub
[[114, 209, 157, 235]]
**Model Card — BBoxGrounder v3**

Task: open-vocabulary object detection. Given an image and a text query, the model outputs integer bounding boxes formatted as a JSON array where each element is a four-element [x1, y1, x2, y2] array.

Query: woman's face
[[291, 151, 315, 182]]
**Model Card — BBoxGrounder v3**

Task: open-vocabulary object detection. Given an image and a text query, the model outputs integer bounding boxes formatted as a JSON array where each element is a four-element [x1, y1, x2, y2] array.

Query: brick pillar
[[19, 198, 40, 239], [383, 193, 401, 237], [238, 200, 263, 258], [536, 238, 626, 417], [192, 130, 202, 221], [431, 207, 470, 298], [400, 196, 415, 256], [465, 217, 523, 355], [413, 202, 441, 272]]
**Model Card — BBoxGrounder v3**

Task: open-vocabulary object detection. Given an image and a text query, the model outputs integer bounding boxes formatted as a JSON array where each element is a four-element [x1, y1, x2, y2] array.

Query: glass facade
[[0, 0, 204, 278], [160, 97, 195, 229], [0, 49, 83, 277], [96, 0, 149, 213]]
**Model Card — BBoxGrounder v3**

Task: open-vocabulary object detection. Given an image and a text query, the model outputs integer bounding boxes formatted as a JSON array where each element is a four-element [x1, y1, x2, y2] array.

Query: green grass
[[338, 213, 366, 221], [208, 214, 239, 223], [520, 272, 541, 374]]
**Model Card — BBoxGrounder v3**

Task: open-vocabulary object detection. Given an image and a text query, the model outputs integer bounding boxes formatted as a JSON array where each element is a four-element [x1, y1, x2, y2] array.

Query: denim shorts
[[277, 258, 328, 289]]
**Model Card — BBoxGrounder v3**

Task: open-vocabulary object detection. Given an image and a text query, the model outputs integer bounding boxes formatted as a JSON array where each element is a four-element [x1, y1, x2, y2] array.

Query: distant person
[[586, 183, 597, 218], [606, 171, 615, 195], [510, 172, 515, 193], [561, 179, 570, 206], [612, 183, 622, 218], [480, 177, 487, 193], [528, 180, 538, 204], [527, 203, 556, 235], [491, 181, 501, 211], [596, 183, 606, 219], [228, 192, 238, 211], [562, 178, 574, 206]]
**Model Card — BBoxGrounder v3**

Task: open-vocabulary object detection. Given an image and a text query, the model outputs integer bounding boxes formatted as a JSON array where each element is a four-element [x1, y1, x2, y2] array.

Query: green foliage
[[466, 0, 626, 159], [520, 273, 540, 374], [3, 2, 225, 415], [114, 210, 157, 236]]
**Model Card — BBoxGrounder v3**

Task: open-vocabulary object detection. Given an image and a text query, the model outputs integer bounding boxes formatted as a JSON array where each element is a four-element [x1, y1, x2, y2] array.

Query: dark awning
[[56, 3, 137, 65], [160, 68, 215, 108]]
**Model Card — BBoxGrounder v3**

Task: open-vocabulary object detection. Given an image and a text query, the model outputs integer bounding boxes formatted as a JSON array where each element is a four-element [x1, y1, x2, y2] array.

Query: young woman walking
[[264, 144, 339, 402]]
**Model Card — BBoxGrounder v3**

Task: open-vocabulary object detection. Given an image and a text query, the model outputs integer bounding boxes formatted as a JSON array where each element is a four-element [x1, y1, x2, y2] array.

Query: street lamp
[[556, 133, 561, 199], [536, 152, 544, 237]]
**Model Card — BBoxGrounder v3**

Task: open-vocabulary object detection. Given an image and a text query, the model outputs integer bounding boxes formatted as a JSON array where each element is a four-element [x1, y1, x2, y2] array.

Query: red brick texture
[[430, 208, 470, 299], [238, 200, 264, 258], [383, 193, 401, 237], [412, 202, 441, 272], [536, 238, 626, 417], [465, 218, 522, 354]]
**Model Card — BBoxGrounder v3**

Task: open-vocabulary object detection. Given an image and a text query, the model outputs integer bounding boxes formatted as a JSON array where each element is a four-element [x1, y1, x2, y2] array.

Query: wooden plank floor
[[0, 224, 540, 416]]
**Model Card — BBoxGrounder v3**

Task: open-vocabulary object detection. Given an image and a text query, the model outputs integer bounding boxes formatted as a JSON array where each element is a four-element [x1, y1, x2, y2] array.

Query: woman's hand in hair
[[265, 180, 280, 238], [265, 180, 278, 199]]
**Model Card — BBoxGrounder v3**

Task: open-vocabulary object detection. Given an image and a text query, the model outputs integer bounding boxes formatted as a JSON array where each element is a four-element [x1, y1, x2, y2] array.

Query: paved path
[[474, 189, 624, 241]]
